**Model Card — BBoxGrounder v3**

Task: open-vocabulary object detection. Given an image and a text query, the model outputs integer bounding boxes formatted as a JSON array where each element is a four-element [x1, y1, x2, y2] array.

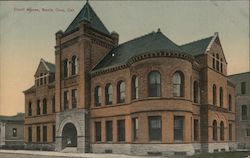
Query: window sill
[[149, 140, 162, 143]]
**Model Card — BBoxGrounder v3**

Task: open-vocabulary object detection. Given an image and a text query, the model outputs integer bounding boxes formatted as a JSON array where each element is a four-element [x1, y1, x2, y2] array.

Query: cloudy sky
[[0, 0, 249, 115]]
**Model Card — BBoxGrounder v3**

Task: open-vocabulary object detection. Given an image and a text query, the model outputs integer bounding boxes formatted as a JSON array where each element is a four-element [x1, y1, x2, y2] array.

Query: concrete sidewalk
[[0, 150, 157, 158]]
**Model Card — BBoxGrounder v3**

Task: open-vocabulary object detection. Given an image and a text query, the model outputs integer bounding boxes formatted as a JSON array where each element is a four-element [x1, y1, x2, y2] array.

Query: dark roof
[[23, 85, 36, 94], [180, 36, 213, 56], [64, 2, 110, 35], [0, 113, 24, 122], [93, 31, 184, 71], [44, 60, 55, 73]]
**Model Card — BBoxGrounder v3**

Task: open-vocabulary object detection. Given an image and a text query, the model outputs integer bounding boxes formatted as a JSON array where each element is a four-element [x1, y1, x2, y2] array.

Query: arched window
[[220, 58, 223, 73], [148, 71, 161, 97], [43, 98, 47, 114], [212, 54, 215, 69], [220, 121, 224, 140], [220, 87, 223, 107], [95, 86, 102, 106], [172, 72, 184, 97], [228, 94, 232, 111], [216, 54, 219, 71], [28, 102, 32, 116], [63, 59, 68, 78], [71, 56, 78, 75], [117, 81, 126, 103], [213, 120, 217, 141], [37, 100, 40, 115], [213, 84, 217, 105], [105, 84, 113, 105], [193, 81, 199, 103], [131, 76, 139, 100]]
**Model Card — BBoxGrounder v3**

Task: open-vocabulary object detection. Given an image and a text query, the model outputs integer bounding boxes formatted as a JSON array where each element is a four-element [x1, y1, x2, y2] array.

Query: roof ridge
[[116, 31, 156, 48], [181, 35, 213, 46]]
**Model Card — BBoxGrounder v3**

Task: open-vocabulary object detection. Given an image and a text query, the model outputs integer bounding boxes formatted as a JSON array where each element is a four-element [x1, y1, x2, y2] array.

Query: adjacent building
[[24, 1, 237, 156], [0, 113, 24, 149], [229, 72, 250, 149]]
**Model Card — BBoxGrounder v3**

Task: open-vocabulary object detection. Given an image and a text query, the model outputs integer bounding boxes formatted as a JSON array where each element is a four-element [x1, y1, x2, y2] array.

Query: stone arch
[[58, 116, 82, 137]]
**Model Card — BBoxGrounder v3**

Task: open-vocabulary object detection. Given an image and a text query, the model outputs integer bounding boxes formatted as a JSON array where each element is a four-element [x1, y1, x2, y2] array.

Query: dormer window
[[40, 73, 43, 85]]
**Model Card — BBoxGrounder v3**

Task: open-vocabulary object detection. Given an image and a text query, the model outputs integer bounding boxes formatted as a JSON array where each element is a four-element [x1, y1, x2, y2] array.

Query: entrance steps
[[62, 147, 77, 153]]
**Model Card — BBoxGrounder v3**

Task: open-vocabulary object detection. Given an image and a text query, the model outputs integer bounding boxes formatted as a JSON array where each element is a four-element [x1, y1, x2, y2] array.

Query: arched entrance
[[62, 123, 77, 149]]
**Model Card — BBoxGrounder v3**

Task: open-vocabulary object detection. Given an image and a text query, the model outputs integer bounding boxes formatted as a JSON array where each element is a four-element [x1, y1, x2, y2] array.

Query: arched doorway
[[62, 123, 77, 149]]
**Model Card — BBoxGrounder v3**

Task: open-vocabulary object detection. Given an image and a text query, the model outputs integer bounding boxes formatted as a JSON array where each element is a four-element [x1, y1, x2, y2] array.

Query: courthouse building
[[24, 1, 237, 156], [229, 72, 250, 149]]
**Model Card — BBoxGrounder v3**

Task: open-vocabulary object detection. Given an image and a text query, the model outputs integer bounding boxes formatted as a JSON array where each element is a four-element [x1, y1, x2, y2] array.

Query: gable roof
[[180, 36, 214, 56], [35, 58, 55, 76], [64, 2, 110, 35], [43, 59, 55, 73], [93, 31, 185, 71]]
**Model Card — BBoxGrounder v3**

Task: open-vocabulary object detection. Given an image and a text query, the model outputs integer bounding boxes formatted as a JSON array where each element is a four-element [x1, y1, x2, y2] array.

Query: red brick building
[[24, 1, 236, 156]]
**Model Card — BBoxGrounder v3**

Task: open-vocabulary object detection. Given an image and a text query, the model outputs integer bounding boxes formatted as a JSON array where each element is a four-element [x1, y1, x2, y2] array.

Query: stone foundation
[[92, 143, 201, 156]]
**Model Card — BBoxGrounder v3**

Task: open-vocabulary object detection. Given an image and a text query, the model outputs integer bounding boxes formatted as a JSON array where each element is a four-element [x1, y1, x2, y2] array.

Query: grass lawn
[[186, 151, 250, 158]]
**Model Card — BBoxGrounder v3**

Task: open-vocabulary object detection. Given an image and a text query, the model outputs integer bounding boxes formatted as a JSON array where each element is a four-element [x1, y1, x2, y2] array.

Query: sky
[[0, 1, 249, 116]]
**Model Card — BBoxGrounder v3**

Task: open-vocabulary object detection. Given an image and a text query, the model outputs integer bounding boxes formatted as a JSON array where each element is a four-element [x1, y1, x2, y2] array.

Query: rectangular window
[[64, 91, 68, 110], [194, 119, 199, 141], [43, 126, 47, 143], [229, 123, 232, 140], [148, 116, 162, 141], [37, 100, 40, 115], [12, 128, 17, 137], [95, 122, 102, 142], [53, 125, 56, 142], [36, 126, 41, 143], [106, 121, 112, 142], [117, 120, 125, 142], [241, 82, 246, 94], [174, 116, 184, 141], [40, 77, 43, 85], [132, 117, 138, 141], [247, 129, 250, 136], [44, 76, 47, 84], [72, 89, 77, 109], [241, 105, 248, 121], [52, 96, 56, 113], [28, 127, 32, 143]]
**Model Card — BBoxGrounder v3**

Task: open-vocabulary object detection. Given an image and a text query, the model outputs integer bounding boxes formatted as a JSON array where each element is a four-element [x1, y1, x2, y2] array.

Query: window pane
[[132, 118, 138, 141], [148, 71, 161, 97], [106, 84, 112, 105], [118, 81, 125, 103], [95, 122, 101, 142], [106, 121, 112, 141], [149, 116, 162, 141], [241, 105, 247, 120], [117, 120, 125, 141], [72, 89, 77, 109], [241, 82, 246, 94], [194, 119, 199, 141], [43, 126, 47, 142], [174, 116, 184, 141], [172, 72, 184, 97], [37, 126, 40, 143], [28, 127, 32, 143]]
